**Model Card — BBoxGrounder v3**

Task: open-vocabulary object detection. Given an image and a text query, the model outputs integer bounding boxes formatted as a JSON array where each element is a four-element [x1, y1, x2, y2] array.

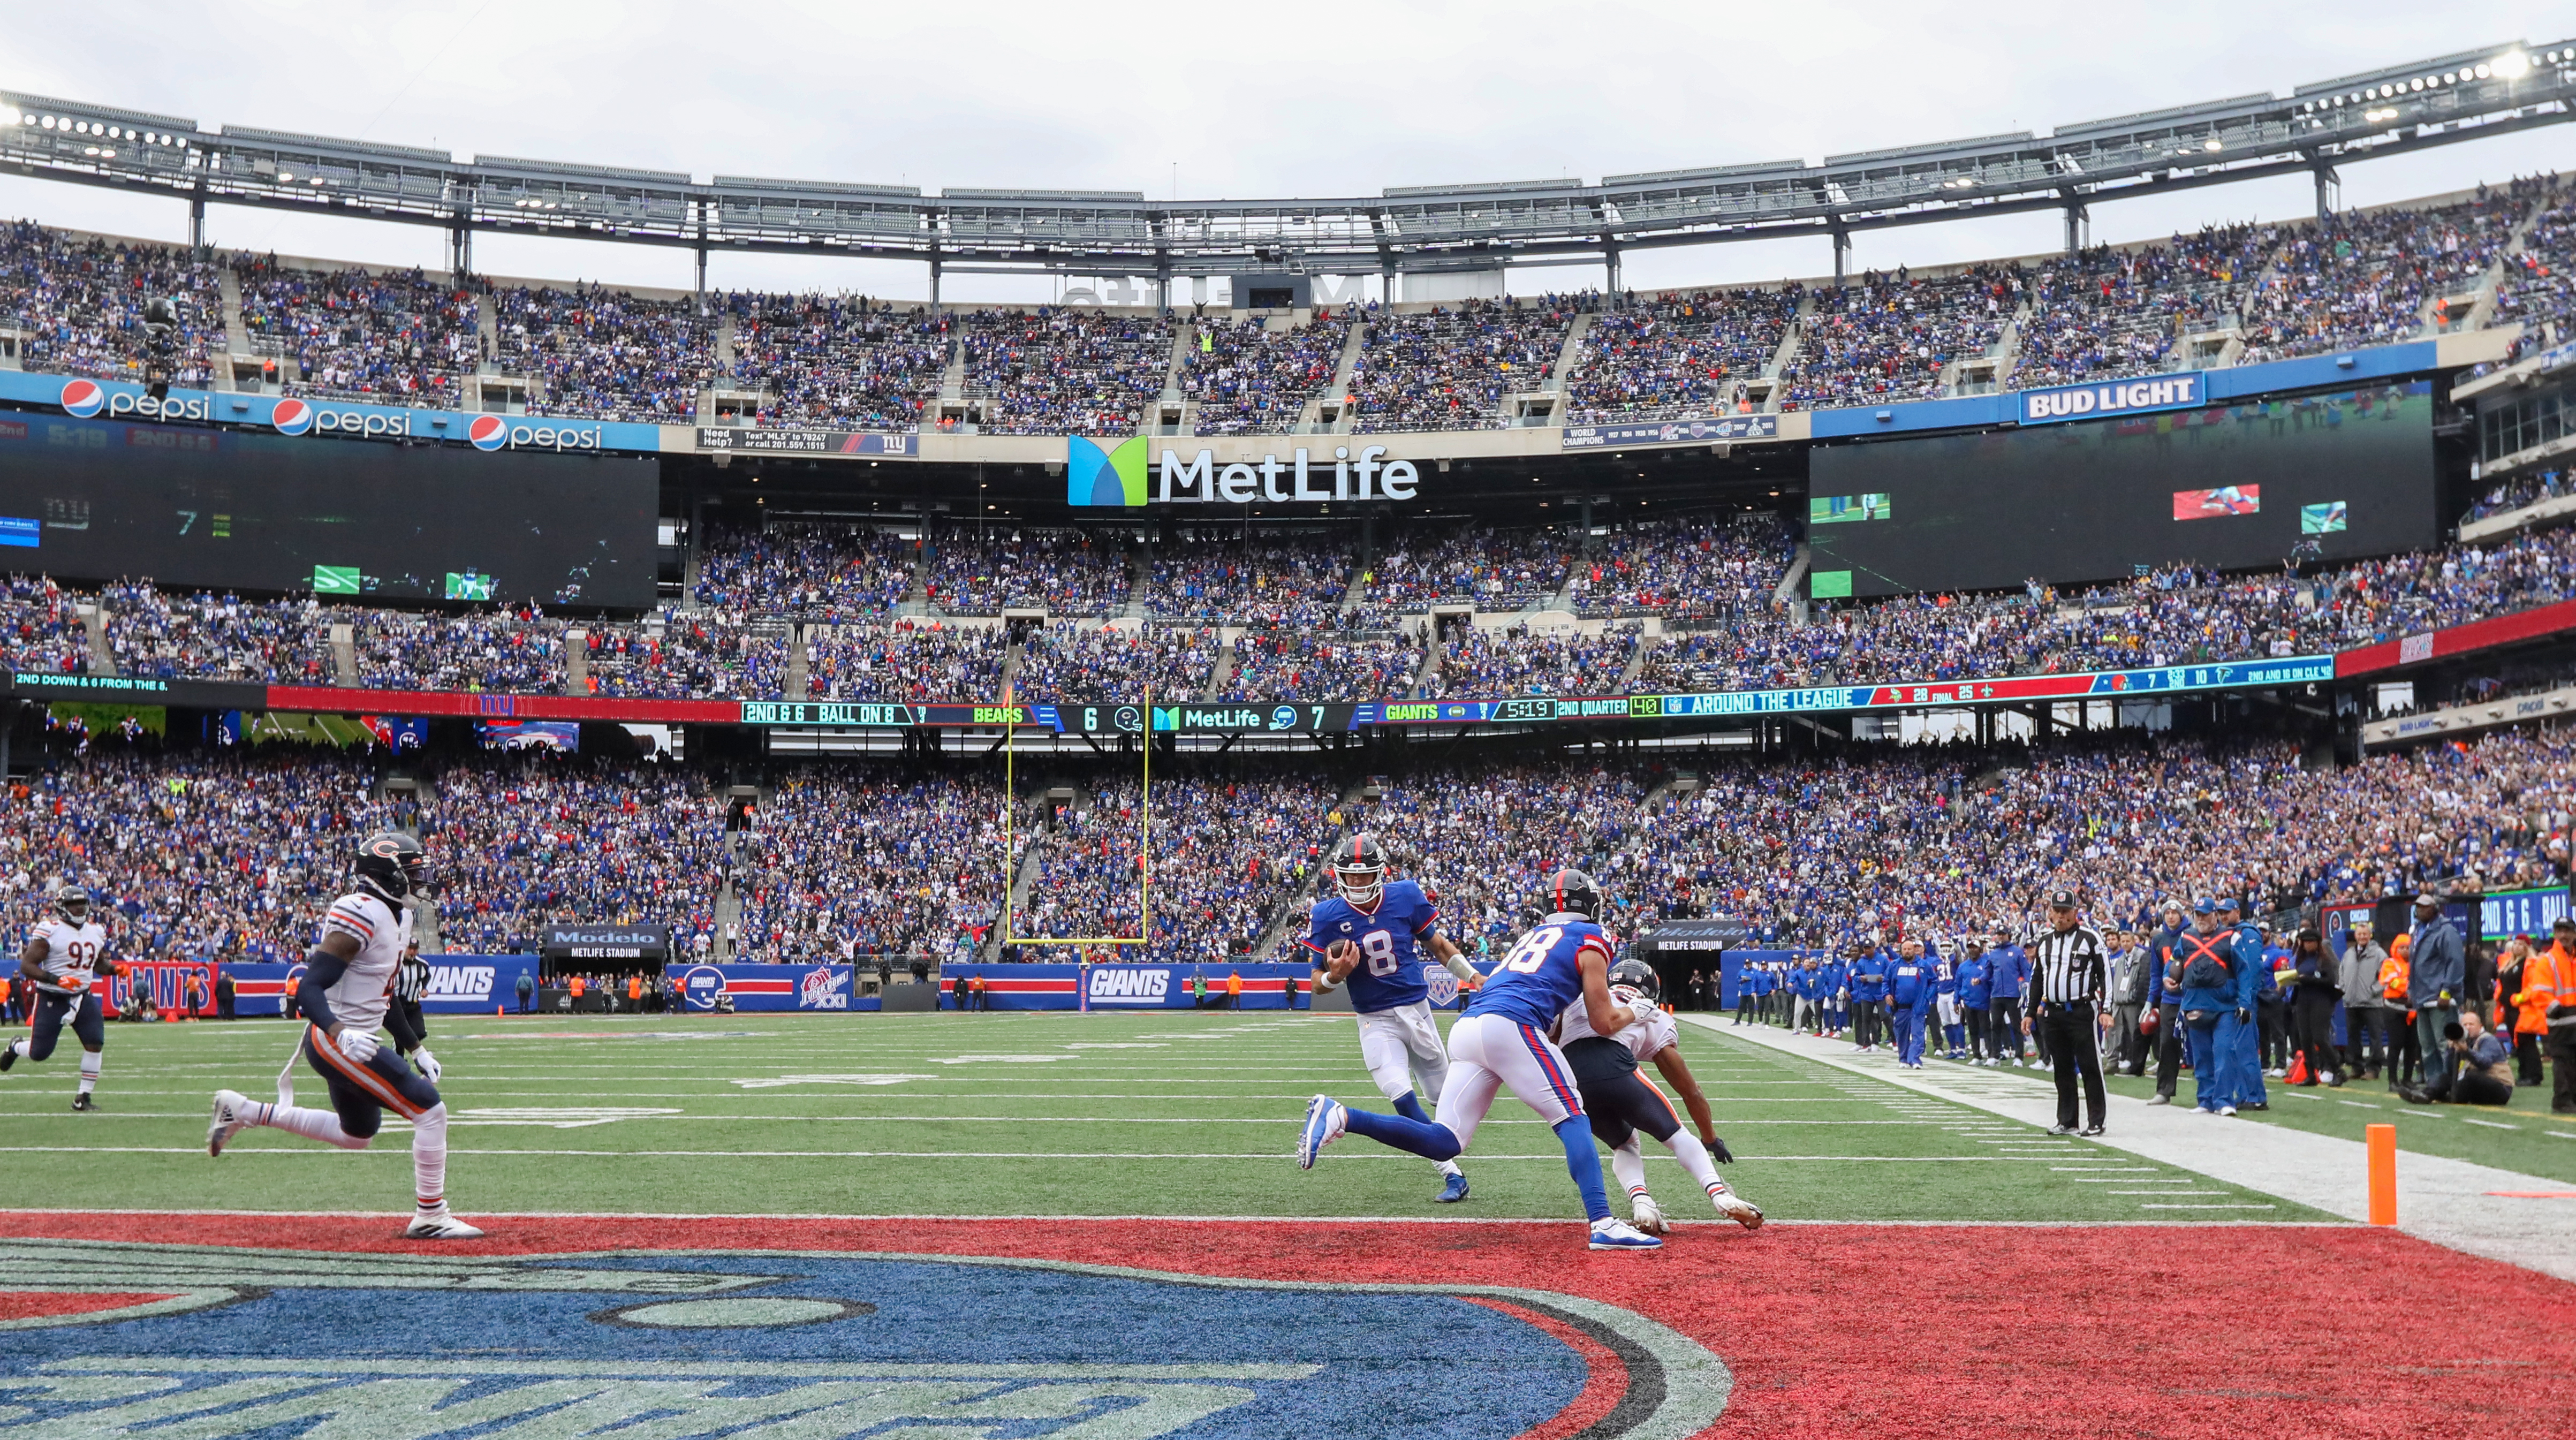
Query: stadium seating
[[0, 221, 224, 385], [232, 257, 480, 404], [1348, 298, 1576, 431], [958, 306, 1173, 436], [1179, 310, 1355, 435], [496, 282, 714, 423], [720, 293, 948, 431], [1565, 286, 1799, 422]]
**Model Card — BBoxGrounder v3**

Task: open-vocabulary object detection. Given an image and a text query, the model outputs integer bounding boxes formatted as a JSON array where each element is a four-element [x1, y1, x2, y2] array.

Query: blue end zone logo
[[0, 1241, 1728, 1438]]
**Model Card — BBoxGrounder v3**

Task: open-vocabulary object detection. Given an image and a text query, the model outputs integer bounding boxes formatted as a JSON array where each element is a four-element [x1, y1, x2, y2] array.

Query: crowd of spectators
[[2239, 187, 2527, 365], [732, 762, 1018, 965], [0, 221, 224, 385], [1221, 625, 1426, 701], [1565, 286, 1800, 422], [1362, 762, 1654, 950], [1568, 513, 1794, 618], [101, 582, 331, 683], [692, 522, 917, 616], [2496, 173, 2576, 344], [1180, 309, 1355, 435], [231, 256, 479, 404], [721, 293, 948, 430], [1431, 620, 1638, 697], [353, 607, 564, 693], [959, 307, 1173, 436], [431, 755, 726, 954], [806, 619, 1007, 701], [1349, 298, 1577, 431], [2010, 228, 2267, 387], [927, 530, 1131, 615], [2467, 468, 2572, 523], [0, 575, 93, 677], [1143, 531, 1348, 625], [1781, 264, 2017, 408], [1013, 622, 1216, 702], [1363, 526, 1574, 610], [496, 283, 713, 422]]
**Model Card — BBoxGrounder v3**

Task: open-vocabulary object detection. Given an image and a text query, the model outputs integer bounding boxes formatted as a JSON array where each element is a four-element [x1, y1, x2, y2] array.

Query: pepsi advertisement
[[0, 410, 658, 606]]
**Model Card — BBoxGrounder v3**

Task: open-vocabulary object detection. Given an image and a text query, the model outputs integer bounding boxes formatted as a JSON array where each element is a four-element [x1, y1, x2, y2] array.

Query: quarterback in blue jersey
[[1299, 868, 1664, 1252], [1304, 833, 1480, 1202]]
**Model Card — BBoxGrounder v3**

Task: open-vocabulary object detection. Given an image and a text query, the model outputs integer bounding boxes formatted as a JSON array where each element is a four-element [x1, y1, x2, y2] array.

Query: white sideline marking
[[1, 1146, 2071, 1161], [0, 1206, 2353, 1227]]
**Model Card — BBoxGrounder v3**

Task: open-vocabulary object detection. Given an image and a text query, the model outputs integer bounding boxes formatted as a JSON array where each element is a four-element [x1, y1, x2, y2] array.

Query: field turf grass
[[0, 1009, 2427, 1223]]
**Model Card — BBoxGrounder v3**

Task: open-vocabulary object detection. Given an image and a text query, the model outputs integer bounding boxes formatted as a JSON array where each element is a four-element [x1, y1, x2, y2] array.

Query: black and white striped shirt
[[393, 952, 430, 1004], [2027, 924, 2108, 1005]]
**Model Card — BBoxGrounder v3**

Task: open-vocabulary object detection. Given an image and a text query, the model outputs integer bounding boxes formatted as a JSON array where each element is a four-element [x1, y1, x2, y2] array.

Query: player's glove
[[336, 1027, 380, 1063], [1706, 1134, 1736, 1164], [2233, 1007, 2252, 1024], [411, 1048, 442, 1083]]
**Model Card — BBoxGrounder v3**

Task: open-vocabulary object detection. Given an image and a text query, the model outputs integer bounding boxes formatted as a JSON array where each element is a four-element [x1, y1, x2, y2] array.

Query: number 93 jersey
[[1304, 880, 1442, 1014], [28, 918, 108, 995], [1465, 914, 1615, 1030]]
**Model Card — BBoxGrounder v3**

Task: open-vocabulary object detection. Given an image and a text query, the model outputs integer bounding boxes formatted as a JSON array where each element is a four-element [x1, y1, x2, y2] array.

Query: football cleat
[[1296, 1095, 1345, 1170], [2217, 1104, 2239, 1117], [208, 1090, 251, 1156], [0, 1044, 15, 1072], [2080, 1124, 2107, 1138], [71, 1093, 96, 1112], [1630, 1195, 1668, 1237], [1713, 1192, 1765, 1231], [2047, 1123, 2075, 1135], [1435, 1171, 1471, 1204], [1588, 1218, 1663, 1252], [403, 1207, 485, 1240]]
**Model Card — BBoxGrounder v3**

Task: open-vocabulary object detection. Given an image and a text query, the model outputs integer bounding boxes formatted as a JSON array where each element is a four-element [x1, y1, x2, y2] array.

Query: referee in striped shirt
[[2028, 890, 2110, 1136]]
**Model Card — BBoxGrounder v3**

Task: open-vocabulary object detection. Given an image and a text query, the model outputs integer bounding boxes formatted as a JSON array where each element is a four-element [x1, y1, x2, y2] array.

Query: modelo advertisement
[[665, 962, 860, 1012], [215, 956, 541, 1015]]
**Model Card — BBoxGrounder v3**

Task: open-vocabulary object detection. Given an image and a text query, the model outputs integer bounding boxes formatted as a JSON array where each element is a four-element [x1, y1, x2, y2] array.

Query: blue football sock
[[1390, 1091, 1431, 1124], [1343, 1106, 1461, 1162], [1553, 1115, 1613, 1223]]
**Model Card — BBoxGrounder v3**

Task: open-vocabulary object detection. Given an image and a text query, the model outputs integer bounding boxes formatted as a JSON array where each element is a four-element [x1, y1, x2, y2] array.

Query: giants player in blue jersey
[[1298, 868, 1663, 1251], [1305, 834, 1481, 1203]]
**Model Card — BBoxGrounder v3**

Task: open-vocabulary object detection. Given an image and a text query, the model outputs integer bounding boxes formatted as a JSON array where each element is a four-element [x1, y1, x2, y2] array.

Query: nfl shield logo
[[1423, 964, 1459, 1009]]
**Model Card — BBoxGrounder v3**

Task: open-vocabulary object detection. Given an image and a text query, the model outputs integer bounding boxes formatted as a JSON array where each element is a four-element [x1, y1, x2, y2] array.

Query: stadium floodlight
[[2495, 50, 2532, 79]]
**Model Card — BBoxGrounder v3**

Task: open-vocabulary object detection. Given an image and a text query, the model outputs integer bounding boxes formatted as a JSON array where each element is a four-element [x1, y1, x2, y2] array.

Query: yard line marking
[[2460, 1118, 2520, 1131], [2138, 1203, 2278, 1210]]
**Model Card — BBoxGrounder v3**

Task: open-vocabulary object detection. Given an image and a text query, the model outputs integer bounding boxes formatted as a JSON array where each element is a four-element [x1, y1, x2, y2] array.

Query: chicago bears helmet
[[52, 883, 89, 924], [353, 831, 434, 905], [1609, 957, 1661, 1005]]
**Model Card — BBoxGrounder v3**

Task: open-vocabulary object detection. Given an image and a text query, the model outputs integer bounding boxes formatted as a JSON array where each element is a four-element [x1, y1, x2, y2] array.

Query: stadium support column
[[694, 243, 708, 317], [1830, 223, 1850, 290], [2062, 197, 2089, 255], [2313, 162, 2340, 222], [448, 214, 472, 285], [187, 188, 207, 255], [1602, 236, 1622, 297]]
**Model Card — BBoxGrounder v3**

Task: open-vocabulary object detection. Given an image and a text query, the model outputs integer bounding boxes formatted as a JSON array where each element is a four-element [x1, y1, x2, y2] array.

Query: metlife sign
[[2016, 371, 2208, 426], [1069, 436, 1423, 507]]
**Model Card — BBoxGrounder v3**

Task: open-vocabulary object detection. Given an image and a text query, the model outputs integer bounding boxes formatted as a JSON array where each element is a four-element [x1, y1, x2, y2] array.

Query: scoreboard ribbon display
[[729, 655, 2334, 732]]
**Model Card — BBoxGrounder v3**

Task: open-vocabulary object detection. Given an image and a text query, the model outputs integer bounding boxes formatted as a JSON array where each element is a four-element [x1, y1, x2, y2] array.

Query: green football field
[[6, 1008, 2512, 1223]]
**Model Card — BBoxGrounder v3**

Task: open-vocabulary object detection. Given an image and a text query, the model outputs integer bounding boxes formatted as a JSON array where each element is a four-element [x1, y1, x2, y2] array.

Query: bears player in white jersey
[[2, 883, 113, 1110], [206, 832, 480, 1239], [1556, 959, 1763, 1237], [1305, 834, 1481, 1203]]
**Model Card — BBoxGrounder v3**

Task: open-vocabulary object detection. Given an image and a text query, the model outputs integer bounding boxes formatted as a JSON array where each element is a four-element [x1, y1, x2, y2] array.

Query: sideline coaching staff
[[2029, 890, 2110, 1135]]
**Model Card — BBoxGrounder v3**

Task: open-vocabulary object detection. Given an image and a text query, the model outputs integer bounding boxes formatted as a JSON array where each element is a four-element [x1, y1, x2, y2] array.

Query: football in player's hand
[[1323, 939, 1359, 976]]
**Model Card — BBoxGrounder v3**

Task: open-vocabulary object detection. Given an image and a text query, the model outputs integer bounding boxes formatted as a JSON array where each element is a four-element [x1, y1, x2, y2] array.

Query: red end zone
[[5, 1212, 2572, 1437]]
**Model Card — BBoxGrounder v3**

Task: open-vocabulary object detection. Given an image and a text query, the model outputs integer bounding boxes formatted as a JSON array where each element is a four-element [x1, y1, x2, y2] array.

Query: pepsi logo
[[59, 378, 104, 418], [468, 414, 508, 451], [271, 398, 314, 436]]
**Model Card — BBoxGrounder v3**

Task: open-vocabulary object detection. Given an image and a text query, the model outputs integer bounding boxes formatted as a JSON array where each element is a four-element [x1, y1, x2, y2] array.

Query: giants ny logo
[[0, 1238, 1728, 1438], [1085, 967, 1171, 1004]]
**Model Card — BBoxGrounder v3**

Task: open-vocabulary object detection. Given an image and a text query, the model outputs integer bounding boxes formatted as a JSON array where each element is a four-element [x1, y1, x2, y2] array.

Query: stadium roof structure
[[2, 41, 2572, 285]]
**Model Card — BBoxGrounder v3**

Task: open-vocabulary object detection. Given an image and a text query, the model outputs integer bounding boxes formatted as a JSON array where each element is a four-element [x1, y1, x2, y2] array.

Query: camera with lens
[[141, 295, 179, 400]]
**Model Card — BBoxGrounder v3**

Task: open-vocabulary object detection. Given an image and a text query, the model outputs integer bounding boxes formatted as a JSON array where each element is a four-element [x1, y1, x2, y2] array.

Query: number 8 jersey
[[28, 916, 107, 996], [1305, 879, 1441, 1013]]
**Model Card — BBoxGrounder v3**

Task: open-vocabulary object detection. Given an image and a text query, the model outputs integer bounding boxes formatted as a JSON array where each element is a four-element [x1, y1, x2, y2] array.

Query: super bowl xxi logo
[[800, 965, 850, 1011]]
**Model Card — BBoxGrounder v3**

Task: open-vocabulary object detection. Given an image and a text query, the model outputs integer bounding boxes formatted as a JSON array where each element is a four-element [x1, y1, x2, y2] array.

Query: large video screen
[[0, 412, 658, 607], [1805, 382, 2437, 599]]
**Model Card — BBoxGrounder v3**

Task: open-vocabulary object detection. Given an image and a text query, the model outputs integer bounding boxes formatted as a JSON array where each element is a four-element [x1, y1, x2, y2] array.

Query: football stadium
[[3, 10, 2576, 1435]]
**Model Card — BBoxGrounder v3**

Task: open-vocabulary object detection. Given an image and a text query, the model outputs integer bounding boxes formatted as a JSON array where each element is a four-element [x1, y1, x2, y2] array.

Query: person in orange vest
[[1224, 970, 1243, 1011], [2381, 934, 2416, 1090], [2514, 916, 2576, 1113], [569, 974, 586, 1007], [627, 973, 643, 1012]]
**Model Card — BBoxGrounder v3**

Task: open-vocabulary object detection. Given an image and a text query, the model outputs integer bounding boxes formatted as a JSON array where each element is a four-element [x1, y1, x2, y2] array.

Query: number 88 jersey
[[1304, 880, 1442, 1014]]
